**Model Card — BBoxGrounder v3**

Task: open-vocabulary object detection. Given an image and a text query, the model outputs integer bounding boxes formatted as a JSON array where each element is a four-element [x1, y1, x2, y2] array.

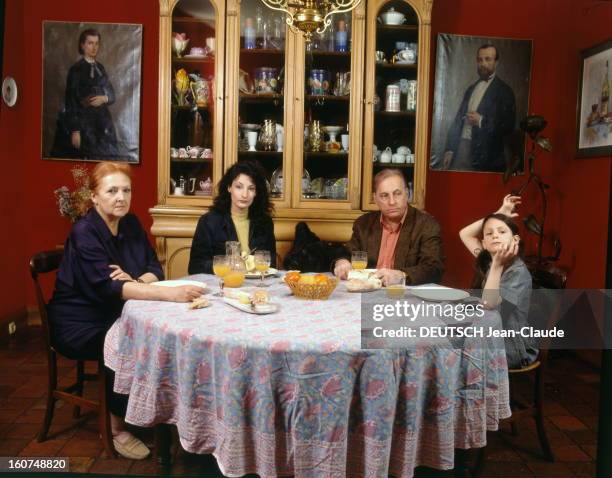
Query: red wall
[[0, 0, 160, 311], [0, 0, 610, 317], [426, 0, 611, 289]]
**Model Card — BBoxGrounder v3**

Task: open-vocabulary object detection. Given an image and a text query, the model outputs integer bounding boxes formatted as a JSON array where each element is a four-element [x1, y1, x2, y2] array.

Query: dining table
[[104, 273, 510, 478]]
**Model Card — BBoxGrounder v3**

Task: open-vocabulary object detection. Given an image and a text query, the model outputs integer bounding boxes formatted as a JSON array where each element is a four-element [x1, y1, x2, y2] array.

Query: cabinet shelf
[[309, 51, 351, 58], [375, 111, 416, 118], [305, 151, 348, 159], [172, 105, 210, 111], [238, 151, 283, 156], [305, 95, 350, 102], [171, 158, 213, 164], [240, 48, 284, 55], [239, 92, 283, 103], [377, 24, 418, 33], [373, 162, 414, 169], [172, 57, 215, 64], [376, 63, 417, 70]]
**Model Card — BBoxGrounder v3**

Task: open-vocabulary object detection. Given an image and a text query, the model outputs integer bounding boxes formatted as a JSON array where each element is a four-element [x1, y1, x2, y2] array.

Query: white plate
[[245, 268, 278, 279], [152, 279, 207, 289], [346, 285, 381, 293], [223, 297, 279, 314], [2, 77, 17, 107], [183, 54, 206, 59], [410, 286, 469, 302]]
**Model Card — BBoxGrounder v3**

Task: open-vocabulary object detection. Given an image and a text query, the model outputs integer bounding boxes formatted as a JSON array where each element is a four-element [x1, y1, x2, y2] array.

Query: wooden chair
[[504, 263, 568, 462], [30, 250, 115, 457]]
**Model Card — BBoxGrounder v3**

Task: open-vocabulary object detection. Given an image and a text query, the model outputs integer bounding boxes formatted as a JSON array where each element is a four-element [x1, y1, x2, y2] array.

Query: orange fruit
[[298, 275, 316, 285], [314, 274, 329, 284], [285, 271, 301, 284]]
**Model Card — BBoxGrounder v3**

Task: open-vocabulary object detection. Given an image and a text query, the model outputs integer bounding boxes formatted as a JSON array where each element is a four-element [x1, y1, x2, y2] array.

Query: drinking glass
[[225, 241, 240, 257], [386, 271, 406, 298], [254, 250, 271, 287], [213, 255, 230, 296], [351, 251, 368, 270]]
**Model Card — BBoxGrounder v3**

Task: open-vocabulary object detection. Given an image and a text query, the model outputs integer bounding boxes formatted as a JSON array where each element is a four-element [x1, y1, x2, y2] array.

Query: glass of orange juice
[[351, 251, 368, 270], [254, 250, 271, 287], [224, 257, 246, 288], [386, 271, 406, 298], [213, 255, 230, 296]]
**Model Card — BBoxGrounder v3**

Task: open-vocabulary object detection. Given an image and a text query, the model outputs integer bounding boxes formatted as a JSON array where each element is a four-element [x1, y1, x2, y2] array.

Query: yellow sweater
[[231, 211, 250, 255]]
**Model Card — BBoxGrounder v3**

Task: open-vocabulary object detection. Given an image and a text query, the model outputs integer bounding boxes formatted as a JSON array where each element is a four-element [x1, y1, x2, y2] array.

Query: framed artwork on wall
[[430, 34, 533, 174], [576, 38, 612, 158], [42, 21, 143, 163]]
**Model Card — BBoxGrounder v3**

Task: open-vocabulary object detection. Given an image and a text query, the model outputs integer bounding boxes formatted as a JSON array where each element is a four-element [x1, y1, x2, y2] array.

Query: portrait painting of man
[[42, 22, 142, 163], [430, 34, 532, 173]]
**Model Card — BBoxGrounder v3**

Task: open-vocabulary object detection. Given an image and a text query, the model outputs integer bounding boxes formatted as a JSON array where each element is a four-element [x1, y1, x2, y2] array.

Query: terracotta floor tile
[[18, 437, 67, 456], [548, 415, 588, 431], [484, 447, 522, 462], [9, 381, 47, 399], [478, 461, 535, 478], [542, 401, 570, 416], [89, 456, 133, 475], [60, 436, 103, 458], [66, 456, 95, 473], [526, 461, 576, 477], [3, 423, 40, 440], [553, 444, 591, 462], [581, 444, 597, 460], [564, 429, 597, 446], [581, 415, 600, 431], [0, 409, 19, 424], [566, 461, 597, 478], [0, 397, 37, 412], [14, 409, 47, 425], [126, 457, 160, 476], [0, 439, 31, 455]]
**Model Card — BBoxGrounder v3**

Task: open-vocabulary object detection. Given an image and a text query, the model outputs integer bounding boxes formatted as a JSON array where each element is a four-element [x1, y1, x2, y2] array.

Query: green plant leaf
[[536, 136, 552, 152], [523, 214, 542, 235]]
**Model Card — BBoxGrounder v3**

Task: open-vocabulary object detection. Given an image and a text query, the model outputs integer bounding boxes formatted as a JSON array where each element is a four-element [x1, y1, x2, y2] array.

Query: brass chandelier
[[260, 0, 362, 42]]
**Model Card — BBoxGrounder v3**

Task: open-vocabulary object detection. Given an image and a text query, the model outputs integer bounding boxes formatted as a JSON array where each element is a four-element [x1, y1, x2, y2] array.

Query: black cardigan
[[188, 210, 276, 274]]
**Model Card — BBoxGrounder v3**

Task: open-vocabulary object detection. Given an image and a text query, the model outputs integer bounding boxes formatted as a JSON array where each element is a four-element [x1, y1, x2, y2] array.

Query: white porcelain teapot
[[380, 147, 392, 163]]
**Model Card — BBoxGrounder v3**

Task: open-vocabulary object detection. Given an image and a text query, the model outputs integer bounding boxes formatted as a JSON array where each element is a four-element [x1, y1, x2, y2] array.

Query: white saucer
[[410, 286, 469, 302], [183, 54, 206, 59], [245, 268, 278, 279]]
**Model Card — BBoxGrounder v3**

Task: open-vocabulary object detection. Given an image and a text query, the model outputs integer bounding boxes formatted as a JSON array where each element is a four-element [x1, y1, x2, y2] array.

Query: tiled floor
[[0, 326, 599, 477]]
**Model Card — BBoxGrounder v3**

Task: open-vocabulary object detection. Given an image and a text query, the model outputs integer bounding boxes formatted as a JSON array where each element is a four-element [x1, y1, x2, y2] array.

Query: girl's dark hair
[[212, 161, 273, 219], [471, 213, 523, 288], [78, 29, 101, 55]]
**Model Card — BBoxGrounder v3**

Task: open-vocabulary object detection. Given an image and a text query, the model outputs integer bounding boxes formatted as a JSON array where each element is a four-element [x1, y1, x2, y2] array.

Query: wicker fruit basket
[[284, 277, 339, 300]]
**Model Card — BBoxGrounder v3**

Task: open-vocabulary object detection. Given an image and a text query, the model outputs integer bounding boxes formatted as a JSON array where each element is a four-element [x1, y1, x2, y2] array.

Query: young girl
[[459, 194, 537, 368]]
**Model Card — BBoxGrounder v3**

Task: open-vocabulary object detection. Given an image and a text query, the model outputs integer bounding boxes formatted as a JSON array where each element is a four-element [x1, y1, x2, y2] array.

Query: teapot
[[397, 145, 411, 155], [380, 147, 392, 163]]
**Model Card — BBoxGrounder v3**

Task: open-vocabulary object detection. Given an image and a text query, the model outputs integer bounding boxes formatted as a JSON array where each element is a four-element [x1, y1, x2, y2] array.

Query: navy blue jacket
[[445, 76, 516, 172], [188, 210, 276, 274], [48, 208, 163, 358]]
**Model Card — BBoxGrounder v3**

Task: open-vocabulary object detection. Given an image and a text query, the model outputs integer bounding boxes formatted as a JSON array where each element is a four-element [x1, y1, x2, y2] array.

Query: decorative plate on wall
[[2, 77, 17, 107]]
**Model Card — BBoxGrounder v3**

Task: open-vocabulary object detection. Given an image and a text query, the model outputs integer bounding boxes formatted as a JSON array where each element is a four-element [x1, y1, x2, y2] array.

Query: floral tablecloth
[[104, 275, 510, 478]]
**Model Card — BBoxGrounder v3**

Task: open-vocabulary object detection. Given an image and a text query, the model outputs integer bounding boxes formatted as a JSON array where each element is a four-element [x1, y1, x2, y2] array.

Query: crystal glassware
[[351, 251, 368, 270], [213, 255, 230, 296], [254, 250, 271, 287]]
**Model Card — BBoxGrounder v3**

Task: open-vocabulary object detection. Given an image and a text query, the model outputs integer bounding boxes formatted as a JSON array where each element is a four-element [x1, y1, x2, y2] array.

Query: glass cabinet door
[[362, 0, 420, 209], [166, 0, 224, 203], [224, 0, 292, 208], [290, 7, 365, 210]]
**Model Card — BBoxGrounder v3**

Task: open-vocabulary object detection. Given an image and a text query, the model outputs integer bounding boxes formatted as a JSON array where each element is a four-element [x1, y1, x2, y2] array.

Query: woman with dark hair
[[48, 162, 205, 459], [188, 161, 276, 274], [54, 28, 120, 159], [459, 194, 537, 368]]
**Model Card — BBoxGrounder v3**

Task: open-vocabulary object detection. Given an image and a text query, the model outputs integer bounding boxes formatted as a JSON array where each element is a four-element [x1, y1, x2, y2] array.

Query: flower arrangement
[[54, 166, 92, 223]]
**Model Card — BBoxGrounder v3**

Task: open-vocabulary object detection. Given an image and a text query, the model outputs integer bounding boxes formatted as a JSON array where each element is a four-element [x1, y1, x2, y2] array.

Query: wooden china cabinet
[[153, 0, 434, 279]]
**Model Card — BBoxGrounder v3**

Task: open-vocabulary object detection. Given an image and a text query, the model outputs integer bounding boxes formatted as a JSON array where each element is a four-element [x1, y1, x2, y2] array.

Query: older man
[[334, 169, 444, 285]]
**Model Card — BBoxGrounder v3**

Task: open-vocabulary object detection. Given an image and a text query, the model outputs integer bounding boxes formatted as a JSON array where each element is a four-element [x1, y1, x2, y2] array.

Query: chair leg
[[38, 351, 58, 442], [73, 361, 85, 419], [534, 368, 555, 462], [155, 423, 173, 467], [98, 362, 116, 458]]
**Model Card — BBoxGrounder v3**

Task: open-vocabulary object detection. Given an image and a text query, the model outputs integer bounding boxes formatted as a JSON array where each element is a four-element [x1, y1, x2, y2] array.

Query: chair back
[[528, 263, 567, 365], [29, 250, 64, 350]]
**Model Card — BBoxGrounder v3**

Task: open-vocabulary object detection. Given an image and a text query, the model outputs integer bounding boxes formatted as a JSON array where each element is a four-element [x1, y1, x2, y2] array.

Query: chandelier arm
[[316, 0, 361, 34]]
